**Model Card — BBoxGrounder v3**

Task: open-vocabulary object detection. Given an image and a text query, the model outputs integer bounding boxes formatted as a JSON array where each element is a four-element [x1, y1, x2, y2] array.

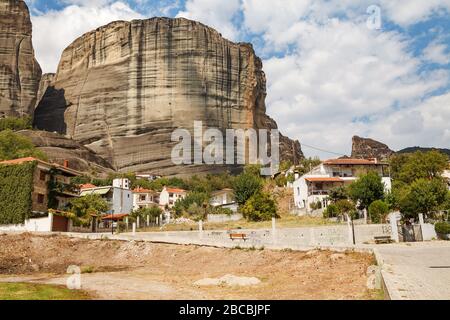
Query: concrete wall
[[0, 214, 53, 232], [207, 213, 243, 223], [124, 224, 394, 249]]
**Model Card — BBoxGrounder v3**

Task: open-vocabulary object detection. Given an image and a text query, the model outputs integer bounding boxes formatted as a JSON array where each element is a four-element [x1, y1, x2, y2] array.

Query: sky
[[24, 0, 450, 159]]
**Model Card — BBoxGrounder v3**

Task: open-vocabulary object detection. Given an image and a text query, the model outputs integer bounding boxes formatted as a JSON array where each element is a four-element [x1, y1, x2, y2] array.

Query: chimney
[[63, 160, 69, 168]]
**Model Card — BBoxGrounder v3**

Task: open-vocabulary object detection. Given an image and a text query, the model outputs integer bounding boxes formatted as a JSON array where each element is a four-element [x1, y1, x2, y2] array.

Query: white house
[[293, 158, 392, 212], [132, 187, 159, 210], [210, 189, 238, 212], [80, 178, 133, 214], [159, 187, 187, 208], [443, 169, 450, 190]]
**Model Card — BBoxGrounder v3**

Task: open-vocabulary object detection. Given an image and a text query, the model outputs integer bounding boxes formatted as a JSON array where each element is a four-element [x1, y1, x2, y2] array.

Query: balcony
[[308, 190, 330, 196]]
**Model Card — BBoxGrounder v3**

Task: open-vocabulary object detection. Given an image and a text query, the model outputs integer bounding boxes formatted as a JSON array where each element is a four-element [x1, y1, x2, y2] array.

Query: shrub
[[368, 200, 390, 224], [0, 130, 47, 161], [0, 161, 36, 224], [435, 222, 450, 235], [233, 171, 263, 205], [241, 192, 278, 222], [323, 204, 338, 218], [0, 116, 32, 131]]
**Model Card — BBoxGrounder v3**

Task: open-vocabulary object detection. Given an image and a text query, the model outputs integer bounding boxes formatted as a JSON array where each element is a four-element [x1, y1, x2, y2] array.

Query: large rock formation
[[35, 18, 303, 175], [351, 136, 394, 160], [18, 130, 114, 176], [0, 0, 41, 118]]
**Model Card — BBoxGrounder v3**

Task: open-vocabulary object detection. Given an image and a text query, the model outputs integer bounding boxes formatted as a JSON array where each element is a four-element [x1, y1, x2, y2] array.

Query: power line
[[300, 143, 347, 157]]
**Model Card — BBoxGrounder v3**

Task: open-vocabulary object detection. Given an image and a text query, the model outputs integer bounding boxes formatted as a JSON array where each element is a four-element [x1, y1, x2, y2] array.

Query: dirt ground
[[0, 233, 376, 300]]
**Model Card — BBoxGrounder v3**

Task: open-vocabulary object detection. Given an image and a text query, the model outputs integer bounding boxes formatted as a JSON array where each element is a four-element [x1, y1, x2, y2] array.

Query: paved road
[[376, 242, 450, 300]]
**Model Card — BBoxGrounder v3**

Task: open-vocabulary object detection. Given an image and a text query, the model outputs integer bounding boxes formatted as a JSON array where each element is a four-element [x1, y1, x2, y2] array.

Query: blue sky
[[24, 0, 450, 159]]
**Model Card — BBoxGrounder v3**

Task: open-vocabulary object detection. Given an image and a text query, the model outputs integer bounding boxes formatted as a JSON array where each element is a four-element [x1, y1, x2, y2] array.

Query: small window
[[140, 195, 146, 201], [39, 170, 46, 181], [37, 194, 45, 204]]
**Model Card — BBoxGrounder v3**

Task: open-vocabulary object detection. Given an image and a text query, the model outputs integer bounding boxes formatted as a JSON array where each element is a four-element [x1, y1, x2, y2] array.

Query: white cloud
[[31, 1, 143, 73], [176, 0, 241, 40], [423, 41, 450, 65], [260, 18, 449, 157]]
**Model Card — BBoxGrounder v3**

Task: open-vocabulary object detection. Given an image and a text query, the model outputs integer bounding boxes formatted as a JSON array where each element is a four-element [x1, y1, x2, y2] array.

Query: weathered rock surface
[[0, 0, 41, 117], [18, 130, 114, 176], [351, 136, 394, 161], [36, 73, 55, 109], [34, 18, 303, 175]]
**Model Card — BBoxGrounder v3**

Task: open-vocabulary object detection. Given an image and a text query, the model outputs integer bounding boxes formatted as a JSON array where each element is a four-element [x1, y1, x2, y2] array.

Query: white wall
[[112, 188, 133, 214], [0, 214, 53, 232]]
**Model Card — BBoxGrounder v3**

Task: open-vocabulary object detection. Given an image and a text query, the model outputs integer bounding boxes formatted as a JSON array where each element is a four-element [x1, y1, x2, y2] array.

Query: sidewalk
[[375, 242, 450, 300]]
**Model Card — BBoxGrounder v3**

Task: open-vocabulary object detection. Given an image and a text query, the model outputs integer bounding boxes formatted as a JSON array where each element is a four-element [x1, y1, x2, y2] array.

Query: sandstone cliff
[[34, 18, 303, 175], [18, 130, 114, 176], [0, 0, 41, 118], [351, 136, 394, 160]]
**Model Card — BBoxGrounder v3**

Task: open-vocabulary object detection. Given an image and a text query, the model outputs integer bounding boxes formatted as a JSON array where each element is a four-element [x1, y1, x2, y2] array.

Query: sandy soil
[[0, 233, 375, 300]]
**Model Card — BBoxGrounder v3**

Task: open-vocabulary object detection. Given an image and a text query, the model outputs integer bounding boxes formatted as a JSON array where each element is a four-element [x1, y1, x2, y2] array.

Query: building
[[443, 169, 450, 190], [293, 158, 392, 211], [210, 189, 238, 212], [0, 157, 82, 232], [159, 187, 187, 208], [132, 187, 159, 210], [135, 173, 162, 181], [80, 178, 133, 214]]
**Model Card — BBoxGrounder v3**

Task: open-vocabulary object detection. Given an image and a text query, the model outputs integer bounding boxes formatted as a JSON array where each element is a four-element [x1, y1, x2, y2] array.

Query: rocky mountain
[[34, 17, 303, 175], [18, 130, 114, 176], [0, 0, 41, 118], [351, 136, 394, 160], [397, 147, 450, 158]]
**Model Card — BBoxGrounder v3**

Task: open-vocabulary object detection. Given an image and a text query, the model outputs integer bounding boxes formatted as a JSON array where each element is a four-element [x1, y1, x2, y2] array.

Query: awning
[[80, 187, 111, 196], [102, 214, 129, 221]]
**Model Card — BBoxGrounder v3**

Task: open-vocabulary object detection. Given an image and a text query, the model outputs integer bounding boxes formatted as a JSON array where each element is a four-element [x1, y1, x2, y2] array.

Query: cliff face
[[18, 130, 114, 176], [0, 0, 41, 118], [34, 18, 302, 175], [351, 136, 394, 160]]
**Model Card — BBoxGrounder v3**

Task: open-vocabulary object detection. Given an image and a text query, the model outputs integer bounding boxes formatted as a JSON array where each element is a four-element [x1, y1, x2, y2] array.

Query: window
[[140, 195, 146, 201], [37, 194, 45, 204], [297, 187, 300, 196], [39, 170, 46, 181]]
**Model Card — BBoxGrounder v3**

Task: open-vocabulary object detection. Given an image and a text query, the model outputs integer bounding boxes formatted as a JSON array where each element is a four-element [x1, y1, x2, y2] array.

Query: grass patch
[[137, 215, 338, 233], [0, 282, 91, 300]]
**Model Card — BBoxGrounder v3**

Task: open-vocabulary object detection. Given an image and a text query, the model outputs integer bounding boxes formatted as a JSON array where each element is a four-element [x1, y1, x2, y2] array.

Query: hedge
[[0, 161, 36, 224]]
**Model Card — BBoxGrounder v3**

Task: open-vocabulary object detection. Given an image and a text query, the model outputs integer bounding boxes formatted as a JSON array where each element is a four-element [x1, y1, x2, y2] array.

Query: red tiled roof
[[166, 187, 186, 194], [0, 157, 39, 165], [133, 187, 156, 194], [323, 158, 384, 165], [101, 213, 129, 221], [80, 183, 97, 190], [305, 177, 345, 183]]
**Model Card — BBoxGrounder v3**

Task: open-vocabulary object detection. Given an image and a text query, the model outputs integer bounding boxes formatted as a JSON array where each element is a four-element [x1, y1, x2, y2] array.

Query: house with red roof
[[132, 187, 159, 210], [159, 186, 187, 208], [293, 158, 392, 212]]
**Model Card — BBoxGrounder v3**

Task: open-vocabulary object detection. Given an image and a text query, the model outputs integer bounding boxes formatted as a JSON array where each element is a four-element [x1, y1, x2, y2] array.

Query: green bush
[[0, 116, 32, 131], [368, 200, 390, 224], [0, 161, 36, 224], [323, 204, 338, 218], [233, 171, 263, 205], [241, 192, 278, 222], [435, 222, 450, 235], [0, 130, 47, 161]]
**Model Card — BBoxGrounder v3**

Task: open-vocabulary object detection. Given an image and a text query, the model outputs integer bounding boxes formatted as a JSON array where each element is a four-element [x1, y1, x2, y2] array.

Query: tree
[[0, 130, 47, 161], [348, 171, 385, 211], [241, 192, 278, 222], [69, 194, 109, 226], [172, 191, 209, 216], [132, 206, 163, 220], [297, 157, 322, 175], [233, 171, 263, 205], [335, 199, 357, 218], [368, 200, 390, 224], [328, 186, 348, 203], [390, 151, 448, 184], [0, 116, 32, 131], [399, 178, 448, 218]]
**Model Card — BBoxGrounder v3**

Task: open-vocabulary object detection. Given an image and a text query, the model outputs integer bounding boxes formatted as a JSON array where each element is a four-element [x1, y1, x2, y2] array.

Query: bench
[[229, 233, 248, 241], [374, 236, 392, 244]]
